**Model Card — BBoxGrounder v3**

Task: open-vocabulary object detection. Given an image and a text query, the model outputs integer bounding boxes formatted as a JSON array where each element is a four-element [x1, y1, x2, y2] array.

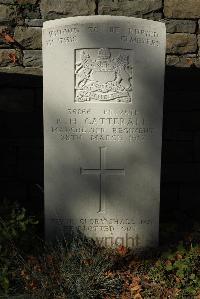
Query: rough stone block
[[166, 33, 197, 54], [98, 0, 162, 16], [166, 54, 197, 67], [194, 58, 200, 68], [25, 18, 43, 27], [14, 26, 42, 49], [0, 88, 35, 112], [23, 50, 42, 67], [0, 49, 22, 66], [198, 35, 200, 54], [0, 1, 15, 4], [17, 0, 38, 4], [143, 11, 163, 20], [0, 4, 17, 23], [0, 66, 43, 76], [164, 0, 200, 18], [0, 25, 13, 48], [165, 19, 196, 33], [0, 39, 9, 48], [40, 0, 96, 20], [21, 6, 41, 19]]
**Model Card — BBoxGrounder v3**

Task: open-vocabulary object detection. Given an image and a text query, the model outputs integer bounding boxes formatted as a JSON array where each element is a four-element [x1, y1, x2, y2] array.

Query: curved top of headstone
[[43, 15, 165, 30]]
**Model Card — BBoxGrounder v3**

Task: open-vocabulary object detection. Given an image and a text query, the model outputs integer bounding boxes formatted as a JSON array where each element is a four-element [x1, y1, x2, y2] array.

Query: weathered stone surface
[[14, 26, 42, 49], [15, 12, 24, 26], [0, 38, 9, 48], [166, 54, 197, 67], [143, 11, 163, 21], [0, 49, 22, 66], [99, 0, 162, 16], [0, 25, 13, 48], [198, 35, 200, 54], [0, 1, 15, 4], [0, 4, 17, 23], [165, 19, 196, 33], [0, 66, 42, 75], [195, 58, 200, 68], [0, 88, 35, 112], [23, 50, 42, 67], [25, 18, 43, 27], [166, 33, 197, 54], [17, 0, 38, 4], [164, 0, 200, 19], [40, 0, 96, 20], [21, 6, 41, 19]]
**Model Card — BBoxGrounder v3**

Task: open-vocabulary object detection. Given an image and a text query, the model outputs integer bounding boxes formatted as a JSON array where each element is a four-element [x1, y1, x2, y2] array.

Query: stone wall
[[0, 0, 200, 221]]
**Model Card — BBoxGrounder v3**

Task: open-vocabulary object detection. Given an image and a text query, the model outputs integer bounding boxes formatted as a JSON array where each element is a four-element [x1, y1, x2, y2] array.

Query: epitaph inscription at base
[[43, 16, 166, 249]]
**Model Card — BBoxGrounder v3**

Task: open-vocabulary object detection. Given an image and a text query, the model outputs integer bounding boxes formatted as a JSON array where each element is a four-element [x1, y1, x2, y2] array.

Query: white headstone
[[43, 16, 166, 249]]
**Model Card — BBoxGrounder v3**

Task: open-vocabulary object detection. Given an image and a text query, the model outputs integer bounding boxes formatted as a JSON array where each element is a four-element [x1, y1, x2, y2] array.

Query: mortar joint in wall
[[196, 20, 200, 56], [95, 0, 99, 15]]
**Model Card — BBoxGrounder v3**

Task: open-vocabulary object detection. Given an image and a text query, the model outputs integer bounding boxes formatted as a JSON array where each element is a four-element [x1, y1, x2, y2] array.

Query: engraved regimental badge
[[75, 48, 133, 103]]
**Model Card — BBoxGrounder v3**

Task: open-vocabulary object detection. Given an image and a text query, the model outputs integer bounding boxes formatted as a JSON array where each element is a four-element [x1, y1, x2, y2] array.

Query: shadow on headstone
[[0, 65, 200, 243]]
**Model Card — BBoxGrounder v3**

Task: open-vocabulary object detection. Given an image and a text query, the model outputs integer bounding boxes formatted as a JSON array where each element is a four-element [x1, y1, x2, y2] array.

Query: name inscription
[[51, 108, 154, 143]]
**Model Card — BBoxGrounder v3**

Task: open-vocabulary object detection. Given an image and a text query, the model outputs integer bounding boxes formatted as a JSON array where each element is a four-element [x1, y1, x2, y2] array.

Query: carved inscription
[[51, 108, 154, 143], [51, 217, 153, 247], [75, 48, 133, 103], [45, 24, 161, 48], [44, 16, 165, 249]]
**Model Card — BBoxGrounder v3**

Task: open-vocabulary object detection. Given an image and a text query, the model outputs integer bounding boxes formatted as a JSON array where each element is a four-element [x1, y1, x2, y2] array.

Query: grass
[[0, 200, 200, 298]]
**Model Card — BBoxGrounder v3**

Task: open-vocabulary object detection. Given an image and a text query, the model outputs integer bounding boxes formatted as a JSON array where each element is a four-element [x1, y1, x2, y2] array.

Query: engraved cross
[[80, 147, 125, 213]]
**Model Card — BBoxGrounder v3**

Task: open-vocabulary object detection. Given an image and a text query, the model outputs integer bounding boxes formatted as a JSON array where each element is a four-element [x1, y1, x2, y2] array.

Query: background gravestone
[[43, 15, 166, 249]]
